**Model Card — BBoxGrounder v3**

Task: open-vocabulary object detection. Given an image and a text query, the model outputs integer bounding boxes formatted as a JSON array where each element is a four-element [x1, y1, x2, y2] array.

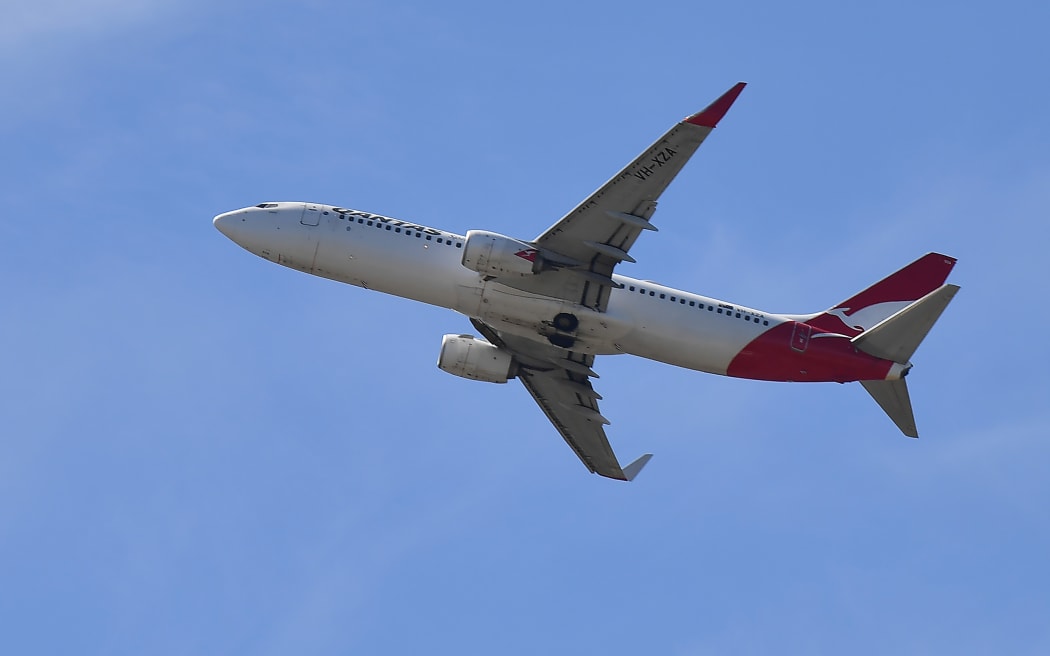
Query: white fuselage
[[215, 202, 783, 376], [212, 81, 950, 462]]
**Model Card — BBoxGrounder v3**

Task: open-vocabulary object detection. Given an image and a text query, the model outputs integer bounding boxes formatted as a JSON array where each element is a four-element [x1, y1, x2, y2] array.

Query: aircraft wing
[[499, 83, 746, 312], [471, 319, 651, 481]]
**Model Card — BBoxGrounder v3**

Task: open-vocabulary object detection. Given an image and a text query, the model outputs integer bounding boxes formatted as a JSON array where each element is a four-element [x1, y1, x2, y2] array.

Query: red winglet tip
[[685, 82, 747, 128]]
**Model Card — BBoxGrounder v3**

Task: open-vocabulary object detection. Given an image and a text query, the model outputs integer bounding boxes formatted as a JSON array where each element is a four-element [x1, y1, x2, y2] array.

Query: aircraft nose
[[213, 209, 243, 240]]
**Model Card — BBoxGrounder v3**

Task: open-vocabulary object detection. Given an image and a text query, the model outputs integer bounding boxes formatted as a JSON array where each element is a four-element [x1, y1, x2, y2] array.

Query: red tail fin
[[808, 253, 957, 337]]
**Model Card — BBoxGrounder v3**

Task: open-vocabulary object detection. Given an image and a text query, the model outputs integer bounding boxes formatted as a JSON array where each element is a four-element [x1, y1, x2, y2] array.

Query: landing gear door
[[301, 203, 322, 226]]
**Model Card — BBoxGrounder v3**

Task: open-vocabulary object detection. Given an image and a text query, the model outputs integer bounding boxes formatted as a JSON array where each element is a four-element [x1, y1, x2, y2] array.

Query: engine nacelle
[[437, 334, 516, 383], [461, 230, 542, 277]]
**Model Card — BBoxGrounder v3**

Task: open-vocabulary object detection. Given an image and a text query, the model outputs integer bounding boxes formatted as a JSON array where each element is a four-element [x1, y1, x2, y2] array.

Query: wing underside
[[471, 319, 648, 481]]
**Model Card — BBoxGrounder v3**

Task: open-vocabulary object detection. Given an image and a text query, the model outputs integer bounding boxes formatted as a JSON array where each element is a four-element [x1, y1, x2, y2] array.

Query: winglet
[[622, 453, 654, 482], [685, 82, 747, 128]]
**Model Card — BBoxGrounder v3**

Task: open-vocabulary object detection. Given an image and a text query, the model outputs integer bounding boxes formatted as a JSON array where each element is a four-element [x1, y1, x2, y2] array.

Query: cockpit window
[[255, 203, 279, 209]]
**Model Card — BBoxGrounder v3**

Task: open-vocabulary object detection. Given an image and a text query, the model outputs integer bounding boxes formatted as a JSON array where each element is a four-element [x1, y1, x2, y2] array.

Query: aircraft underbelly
[[452, 281, 633, 354]]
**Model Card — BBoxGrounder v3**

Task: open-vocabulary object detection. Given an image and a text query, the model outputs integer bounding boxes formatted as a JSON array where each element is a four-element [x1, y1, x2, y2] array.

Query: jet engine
[[437, 334, 517, 383], [461, 230, 543, 277]]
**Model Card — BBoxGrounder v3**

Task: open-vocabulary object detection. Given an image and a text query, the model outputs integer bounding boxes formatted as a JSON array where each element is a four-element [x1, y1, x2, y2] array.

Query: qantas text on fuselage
[[214, 83, 959, 481]]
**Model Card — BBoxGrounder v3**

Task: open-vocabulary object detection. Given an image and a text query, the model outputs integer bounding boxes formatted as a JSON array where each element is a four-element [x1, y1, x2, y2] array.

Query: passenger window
[[395, 228, 401, 233], [717, 308, 723, 314], [629, 286, 635, 291], [456, 243, 462, 248], [426, 235, 432, 240], [735, 313, 741, 318], [386, 225, 391, 230], [659, 294, 666, 299], [367, 221, 373, 226], [763, 320, 769, 325], [670, 296, 676, 301], [680, 299, 686, 304], [649, 291, 655, 296], [689, 301, 695, 307]]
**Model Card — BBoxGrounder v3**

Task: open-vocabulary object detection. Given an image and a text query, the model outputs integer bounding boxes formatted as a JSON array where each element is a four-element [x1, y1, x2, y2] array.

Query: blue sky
[[2, 1, 1048, 653]]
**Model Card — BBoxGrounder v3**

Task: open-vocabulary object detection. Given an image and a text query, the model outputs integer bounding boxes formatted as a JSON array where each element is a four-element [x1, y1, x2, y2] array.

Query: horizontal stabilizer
[[861, 379, 917, 437], [622, 454, 653, 481], [852, 284, 960, 364]]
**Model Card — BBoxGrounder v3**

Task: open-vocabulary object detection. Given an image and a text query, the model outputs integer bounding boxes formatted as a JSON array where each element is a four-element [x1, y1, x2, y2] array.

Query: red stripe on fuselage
[[727, 322, 894, 382]]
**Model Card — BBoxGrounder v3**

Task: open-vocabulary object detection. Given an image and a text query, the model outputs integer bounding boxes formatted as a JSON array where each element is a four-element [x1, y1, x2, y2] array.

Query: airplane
[[213, 82, 959, 482]]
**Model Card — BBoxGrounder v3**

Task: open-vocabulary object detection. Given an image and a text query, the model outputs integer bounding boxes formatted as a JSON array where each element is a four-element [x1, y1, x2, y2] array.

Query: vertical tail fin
[[808, 253, 957, 337]]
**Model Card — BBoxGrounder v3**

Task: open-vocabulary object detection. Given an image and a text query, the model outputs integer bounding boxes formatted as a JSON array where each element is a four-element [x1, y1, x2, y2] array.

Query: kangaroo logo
[[826, 301, 911, 333], [514, 248, 539, 262]]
